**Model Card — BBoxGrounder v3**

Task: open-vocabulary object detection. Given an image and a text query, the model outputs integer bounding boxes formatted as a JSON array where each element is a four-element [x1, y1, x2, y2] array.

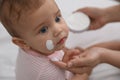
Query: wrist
[[103, 5, 120, 23], [86, 47, 107, 64], [102, 8, 111, 24], [100, 48, 112, 63]]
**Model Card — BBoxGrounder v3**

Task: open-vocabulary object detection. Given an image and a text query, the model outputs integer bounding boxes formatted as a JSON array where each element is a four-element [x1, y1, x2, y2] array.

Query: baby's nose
[[53, 26, 63, 37]]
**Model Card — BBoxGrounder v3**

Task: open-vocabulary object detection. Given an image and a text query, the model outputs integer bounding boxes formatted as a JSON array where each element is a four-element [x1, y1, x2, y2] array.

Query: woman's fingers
[[68, 66, 92, 74], [63, 48, 83, 63], [51, 59, 92, 74], [67, 55, 91, 67]]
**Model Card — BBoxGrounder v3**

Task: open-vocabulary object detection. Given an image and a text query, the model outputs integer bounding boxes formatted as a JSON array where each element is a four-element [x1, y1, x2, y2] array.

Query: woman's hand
[[67, 47, 104, 68], [76, 4, 120, 30], [51, 47, 92, 74], [76, 7, 107, 30]]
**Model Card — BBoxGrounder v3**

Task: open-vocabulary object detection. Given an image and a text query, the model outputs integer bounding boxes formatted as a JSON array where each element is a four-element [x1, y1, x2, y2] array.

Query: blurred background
[[0, 0, 120, 80]]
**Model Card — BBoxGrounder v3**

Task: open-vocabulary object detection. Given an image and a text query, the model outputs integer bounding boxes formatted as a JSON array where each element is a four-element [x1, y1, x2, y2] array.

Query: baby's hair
[[116, 0, 120, 2], [0, 0, 45, 37], [0, 0, 2, 5]]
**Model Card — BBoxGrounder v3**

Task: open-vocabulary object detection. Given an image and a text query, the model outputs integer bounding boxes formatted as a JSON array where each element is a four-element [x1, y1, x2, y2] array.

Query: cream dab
[[46, 40, 54, 50]]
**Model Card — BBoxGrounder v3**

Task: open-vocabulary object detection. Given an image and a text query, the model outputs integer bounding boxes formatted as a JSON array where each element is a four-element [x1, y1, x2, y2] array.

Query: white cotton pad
[[65, 12, 90, 33], [46, 40, 54, 50]]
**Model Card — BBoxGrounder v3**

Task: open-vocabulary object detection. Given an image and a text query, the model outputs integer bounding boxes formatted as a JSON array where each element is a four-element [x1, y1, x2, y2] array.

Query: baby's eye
[[55, 16, 61, 22], [39, 26, 48, 33]]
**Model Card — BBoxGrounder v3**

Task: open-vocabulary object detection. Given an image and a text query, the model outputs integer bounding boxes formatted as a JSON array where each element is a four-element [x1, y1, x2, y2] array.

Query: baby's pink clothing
[[16, 48, 66, 80]]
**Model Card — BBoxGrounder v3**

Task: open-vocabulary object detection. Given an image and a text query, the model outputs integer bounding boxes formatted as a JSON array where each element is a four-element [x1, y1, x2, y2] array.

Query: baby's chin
[[54, 44, 65, 51], [39, 44, 66, 55]]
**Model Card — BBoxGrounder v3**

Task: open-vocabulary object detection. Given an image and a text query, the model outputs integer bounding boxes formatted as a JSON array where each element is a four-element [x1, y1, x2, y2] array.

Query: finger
[[63, 49, 81, 62], [89, 21, 100, 30], [74, 7, 90, 13], [62, 52, 70, 63], [74, 7, 94, 16], [68, 67, 91, 74], [89, 17, 106, 30], [67, 56, 91, 67], [50, 60, 67, 69], [71, 73, 88, 80], [62, 49, 74, 63], [75, 47, 84, 53], [68, 49, 82, 57]]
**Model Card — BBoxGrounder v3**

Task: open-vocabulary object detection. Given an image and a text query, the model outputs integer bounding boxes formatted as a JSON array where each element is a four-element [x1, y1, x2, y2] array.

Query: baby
[[0, 0, 90, 80]]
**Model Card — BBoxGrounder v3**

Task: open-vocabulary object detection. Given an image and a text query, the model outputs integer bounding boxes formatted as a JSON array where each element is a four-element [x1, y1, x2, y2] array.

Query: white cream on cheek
[[46, 40, 54, 50]]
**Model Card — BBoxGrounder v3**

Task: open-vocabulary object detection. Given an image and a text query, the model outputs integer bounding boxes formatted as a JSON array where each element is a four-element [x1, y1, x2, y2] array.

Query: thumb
[[75, 7, 93, 16]]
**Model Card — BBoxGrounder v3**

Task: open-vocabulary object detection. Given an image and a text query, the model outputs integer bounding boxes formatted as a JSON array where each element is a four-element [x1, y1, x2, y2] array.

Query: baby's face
[[17, 0, 69, 55]]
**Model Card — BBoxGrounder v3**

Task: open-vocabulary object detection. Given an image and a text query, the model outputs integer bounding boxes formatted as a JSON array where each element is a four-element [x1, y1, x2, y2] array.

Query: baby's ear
[[12, 37, 30, 50]]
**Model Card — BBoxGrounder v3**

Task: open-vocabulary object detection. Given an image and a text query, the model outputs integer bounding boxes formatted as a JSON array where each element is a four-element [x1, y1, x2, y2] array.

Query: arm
[[76, 4, 120, 30], [65, 41, 120, 73], [101, 48, 120, 68], [87, 41, 120, 51], [67, 47, 120, 73], [85, 47, 120, 68], [116, 0, 120, 2], [51, 41, 120, 74], [104, 4, 120, 23]]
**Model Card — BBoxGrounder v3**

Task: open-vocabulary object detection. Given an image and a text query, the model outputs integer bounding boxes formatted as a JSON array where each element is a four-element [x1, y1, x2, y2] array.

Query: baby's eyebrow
[[34, 9, 60, 31], [34, 21, 43, 31], [55, 9, 60, 15]]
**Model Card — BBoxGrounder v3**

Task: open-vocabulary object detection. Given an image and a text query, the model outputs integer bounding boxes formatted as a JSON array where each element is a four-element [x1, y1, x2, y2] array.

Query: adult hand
[[76, 7, 107, 30], [67, 47, 105, 68], [51, 47, 92, 74], [51, 47, 83, 69]]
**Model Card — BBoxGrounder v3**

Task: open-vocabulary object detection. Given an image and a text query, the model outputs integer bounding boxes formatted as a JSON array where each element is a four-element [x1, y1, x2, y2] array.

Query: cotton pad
[[65, 12, 90, 33], [46, 40, 54, 50]]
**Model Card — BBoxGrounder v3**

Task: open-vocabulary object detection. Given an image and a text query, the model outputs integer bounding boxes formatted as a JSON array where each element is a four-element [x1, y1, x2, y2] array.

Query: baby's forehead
[[10, 1, 46, 27], [1, 0, 57, 37]]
